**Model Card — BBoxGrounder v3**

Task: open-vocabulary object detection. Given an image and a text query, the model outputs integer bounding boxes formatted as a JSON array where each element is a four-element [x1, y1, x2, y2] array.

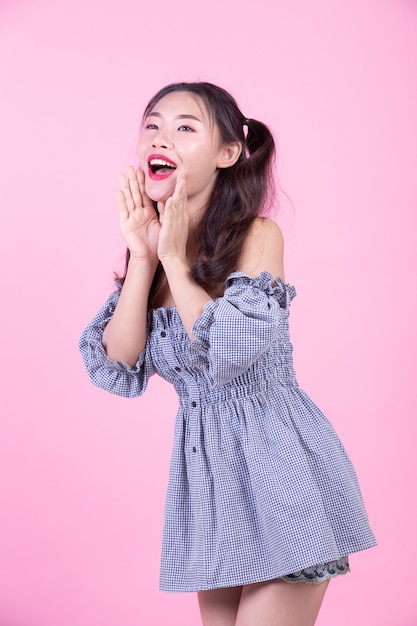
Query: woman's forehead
[[147, 91, 213, 123]]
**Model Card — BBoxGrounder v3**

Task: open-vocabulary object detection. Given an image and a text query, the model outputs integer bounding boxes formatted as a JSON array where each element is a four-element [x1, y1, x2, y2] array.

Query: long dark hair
[[118, 82, 276, 305]]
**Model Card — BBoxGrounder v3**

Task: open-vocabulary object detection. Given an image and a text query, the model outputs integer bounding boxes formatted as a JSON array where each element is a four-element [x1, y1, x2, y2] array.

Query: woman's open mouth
[[148, 154, 177, 180]]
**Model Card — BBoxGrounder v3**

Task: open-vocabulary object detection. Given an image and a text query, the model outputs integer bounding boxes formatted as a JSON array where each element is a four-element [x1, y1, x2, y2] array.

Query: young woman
[[79, 82, 376, 626]]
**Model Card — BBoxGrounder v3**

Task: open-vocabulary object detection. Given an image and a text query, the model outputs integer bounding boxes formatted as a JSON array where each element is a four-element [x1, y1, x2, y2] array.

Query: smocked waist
[[175, 364, 298, 409]]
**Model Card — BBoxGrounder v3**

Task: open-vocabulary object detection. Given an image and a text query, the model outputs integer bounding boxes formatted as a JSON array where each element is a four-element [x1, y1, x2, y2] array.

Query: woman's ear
[[216, 142, 242, 169]]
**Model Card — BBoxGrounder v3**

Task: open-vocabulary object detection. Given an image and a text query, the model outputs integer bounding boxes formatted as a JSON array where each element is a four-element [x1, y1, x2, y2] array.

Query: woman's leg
[[235, 579, 329, 626], [198, 585, 243, 626]]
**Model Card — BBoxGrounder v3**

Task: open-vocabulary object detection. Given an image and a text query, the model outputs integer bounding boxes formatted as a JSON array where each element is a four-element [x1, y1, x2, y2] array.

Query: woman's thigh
[[235, 578, 329, 626], [198, 585, 243, 626]]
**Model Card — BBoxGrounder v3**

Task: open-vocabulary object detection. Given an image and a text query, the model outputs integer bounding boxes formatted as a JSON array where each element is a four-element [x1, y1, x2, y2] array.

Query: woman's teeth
[[149, 158, 177, 174]]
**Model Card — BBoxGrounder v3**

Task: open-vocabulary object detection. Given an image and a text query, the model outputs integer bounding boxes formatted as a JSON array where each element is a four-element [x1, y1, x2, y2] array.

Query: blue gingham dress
[[79, 271, 376, 592]]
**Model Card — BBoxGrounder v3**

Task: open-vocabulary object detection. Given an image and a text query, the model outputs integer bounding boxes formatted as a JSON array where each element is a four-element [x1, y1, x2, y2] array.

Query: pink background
[[1, 0, 416, 624]]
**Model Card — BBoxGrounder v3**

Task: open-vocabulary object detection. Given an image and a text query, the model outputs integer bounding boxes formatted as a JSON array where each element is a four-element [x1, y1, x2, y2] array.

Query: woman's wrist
[[127, 254, 159, 274], [160, 255, 190, 279]]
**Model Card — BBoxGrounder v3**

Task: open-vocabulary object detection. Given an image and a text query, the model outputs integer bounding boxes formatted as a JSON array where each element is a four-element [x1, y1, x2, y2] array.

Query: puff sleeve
[[189, 272, 296, 386], [79, 288, 155, 398]]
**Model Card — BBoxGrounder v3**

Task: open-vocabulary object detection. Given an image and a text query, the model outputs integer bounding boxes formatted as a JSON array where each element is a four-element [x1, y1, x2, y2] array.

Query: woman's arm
[[157, 176, 213, 339], [102, 167, 160, 366], [102, 258, 157, 366]]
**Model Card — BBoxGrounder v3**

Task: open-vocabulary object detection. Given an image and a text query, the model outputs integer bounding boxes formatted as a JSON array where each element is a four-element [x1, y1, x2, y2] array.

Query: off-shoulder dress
[[79, 272, 376, 592]]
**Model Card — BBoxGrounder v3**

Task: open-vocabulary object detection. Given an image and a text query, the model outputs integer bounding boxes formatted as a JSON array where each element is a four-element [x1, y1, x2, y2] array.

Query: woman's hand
[[157, 173, 189, 265], [117, 166, 160, 263]]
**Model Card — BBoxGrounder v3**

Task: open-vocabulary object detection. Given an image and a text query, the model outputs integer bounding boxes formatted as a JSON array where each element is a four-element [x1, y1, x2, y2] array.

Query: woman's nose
[[152, 132, 173, 150]]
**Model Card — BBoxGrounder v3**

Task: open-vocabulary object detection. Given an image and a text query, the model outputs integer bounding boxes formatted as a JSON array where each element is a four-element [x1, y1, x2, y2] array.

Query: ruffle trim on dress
[[82, 288, 146, 374], [281, 556, 350, 585], [188, 272, 295, 380], [191, 271, 295, 339], [86, 332, 146, 373], [223, 271, 296, 308]]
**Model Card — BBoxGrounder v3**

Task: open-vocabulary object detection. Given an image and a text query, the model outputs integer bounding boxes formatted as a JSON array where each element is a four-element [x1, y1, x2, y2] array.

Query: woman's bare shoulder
[[237, 217, 285, 280]]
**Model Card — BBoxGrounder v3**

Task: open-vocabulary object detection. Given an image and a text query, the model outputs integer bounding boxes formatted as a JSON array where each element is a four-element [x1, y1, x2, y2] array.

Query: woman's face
[[137, 91, 225, 209]]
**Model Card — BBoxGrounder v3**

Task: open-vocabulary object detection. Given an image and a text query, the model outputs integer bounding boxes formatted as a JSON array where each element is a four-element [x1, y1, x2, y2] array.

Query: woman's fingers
[[136, 168, 154, 210], [157, 173, 189, 262], [170, 171, 186, 213], [126, 165, 143, 208], [170, 174, 187, 221], [176, 178, 187, 214], [115, 167, 161, 261], [161, 175, 187, 226], [118, 172, 135, 213], [119, 166, 149, 214], [116, 189, 128, 220]]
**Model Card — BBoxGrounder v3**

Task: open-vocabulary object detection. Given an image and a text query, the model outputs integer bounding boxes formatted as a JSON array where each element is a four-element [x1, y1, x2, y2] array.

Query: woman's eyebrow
[[147, 112, 203, 122]]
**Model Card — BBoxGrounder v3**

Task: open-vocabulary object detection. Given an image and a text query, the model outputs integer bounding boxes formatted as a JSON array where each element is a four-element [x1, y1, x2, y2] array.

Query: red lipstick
[[147, 153, 177, 180]]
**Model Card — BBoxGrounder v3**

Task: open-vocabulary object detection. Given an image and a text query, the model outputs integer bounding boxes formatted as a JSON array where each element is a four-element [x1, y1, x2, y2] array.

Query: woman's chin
[[145, 178, 176, 204]]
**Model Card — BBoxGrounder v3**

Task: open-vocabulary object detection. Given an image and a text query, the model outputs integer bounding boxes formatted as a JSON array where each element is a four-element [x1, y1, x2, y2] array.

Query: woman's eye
[[145, 123, 158, 130], [178, 125, 194, 132]]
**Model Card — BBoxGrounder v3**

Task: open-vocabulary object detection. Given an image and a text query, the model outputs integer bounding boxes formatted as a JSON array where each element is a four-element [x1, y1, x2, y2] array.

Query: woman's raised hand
[[117, 166, 160, 263], [157, 173, 189, 265]]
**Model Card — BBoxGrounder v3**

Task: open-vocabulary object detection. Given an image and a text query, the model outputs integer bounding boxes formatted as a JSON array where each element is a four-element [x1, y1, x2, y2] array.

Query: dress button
[[191, 401, 197, 407], [160, 331, 166, 337], [175, 366, 181, 372], [192, 446, 197, 453]]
